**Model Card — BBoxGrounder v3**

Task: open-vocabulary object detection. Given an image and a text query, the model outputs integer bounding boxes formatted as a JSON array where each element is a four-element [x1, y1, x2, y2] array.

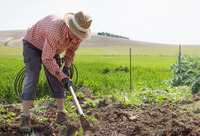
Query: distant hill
[[0, 30, 26, 48], [81, 33, 178, 47], [0, 30, 197, 48]]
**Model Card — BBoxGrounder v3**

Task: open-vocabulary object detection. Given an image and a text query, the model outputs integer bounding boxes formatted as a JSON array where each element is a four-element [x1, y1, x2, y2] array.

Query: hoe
[[68, 86, 90, 130]]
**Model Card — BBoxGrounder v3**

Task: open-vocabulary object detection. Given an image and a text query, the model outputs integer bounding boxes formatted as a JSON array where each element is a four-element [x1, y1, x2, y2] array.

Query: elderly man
[[19, 11, 92, 132]]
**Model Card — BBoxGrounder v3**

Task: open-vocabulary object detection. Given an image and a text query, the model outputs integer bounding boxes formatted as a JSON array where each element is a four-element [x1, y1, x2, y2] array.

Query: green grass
[[74, 55, 177, 67], [0, 45, 199, 104], [0, 57, 50, 104], [0, 45, 178, 67], [0, 46, 22, 58], [74, 62, 172, 92]]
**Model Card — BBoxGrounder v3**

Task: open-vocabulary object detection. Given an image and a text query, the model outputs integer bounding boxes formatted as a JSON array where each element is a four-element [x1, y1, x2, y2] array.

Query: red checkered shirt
[[24, 15, 83, 82]]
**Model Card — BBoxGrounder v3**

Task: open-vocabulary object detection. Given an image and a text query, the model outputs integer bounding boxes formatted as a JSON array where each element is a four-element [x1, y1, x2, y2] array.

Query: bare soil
[[0, 90, 200, 136]]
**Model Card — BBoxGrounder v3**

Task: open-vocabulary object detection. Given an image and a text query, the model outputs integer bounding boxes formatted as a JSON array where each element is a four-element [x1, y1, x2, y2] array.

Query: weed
[[0, 107, 5, 112], [56, 125, 61, 131], [193, 102, 200, 114], [30, 105, 47, 115], [75, 131, 79, 136], [35, 96, 55, 103], [36, 116, 47, 123], [0, 112, 17, 123], [76, 92, 86, 98], [84, 98, 104, 108], [12, 104, 23, 111], [69, 112, 79, 122], [86, 115, 98, 123], [187, 108, 193, 115], [133, 107, 143, 113], [64, 96, 75, 113], [76, 128, 83, 136]]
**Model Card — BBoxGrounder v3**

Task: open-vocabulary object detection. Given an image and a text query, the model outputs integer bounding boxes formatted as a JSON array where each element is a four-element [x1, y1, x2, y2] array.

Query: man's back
[[24, 15, 69, 51]]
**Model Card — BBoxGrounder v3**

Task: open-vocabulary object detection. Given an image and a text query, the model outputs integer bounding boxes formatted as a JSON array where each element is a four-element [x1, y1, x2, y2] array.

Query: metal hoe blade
[[80, 114, 90, 131], [69, 86, 90, 131]]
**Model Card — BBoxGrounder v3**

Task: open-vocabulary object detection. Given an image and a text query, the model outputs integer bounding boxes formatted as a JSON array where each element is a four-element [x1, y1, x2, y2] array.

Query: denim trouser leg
[[21, 40, 42, 100], [43, 55, 66, 98]]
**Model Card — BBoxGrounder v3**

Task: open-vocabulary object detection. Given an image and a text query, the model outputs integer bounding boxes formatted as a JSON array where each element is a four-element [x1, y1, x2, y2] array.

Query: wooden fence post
[[178, 44, 181, 73], [130, 48, 132, 92]]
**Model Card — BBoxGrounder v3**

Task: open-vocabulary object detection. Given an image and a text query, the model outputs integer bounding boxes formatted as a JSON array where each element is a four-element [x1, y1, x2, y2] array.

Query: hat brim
[[64, 13, 91, 39]]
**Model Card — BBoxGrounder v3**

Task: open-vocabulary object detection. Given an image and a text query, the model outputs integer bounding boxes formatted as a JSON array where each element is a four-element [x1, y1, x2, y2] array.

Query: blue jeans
[[21, 40, 66, 100]]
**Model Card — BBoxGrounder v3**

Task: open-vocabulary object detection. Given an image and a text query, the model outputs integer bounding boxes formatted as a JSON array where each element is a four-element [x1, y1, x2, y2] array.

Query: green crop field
[[0, 45, 199, 105], [0, 46, 22, 58], [76, 45, 200, 56], [74, 55, 176, 67]]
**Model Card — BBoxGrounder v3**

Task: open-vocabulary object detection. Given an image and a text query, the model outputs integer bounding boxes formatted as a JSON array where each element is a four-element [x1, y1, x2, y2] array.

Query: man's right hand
[[62, 77, 73, 90], [63, 66, 70, 77]]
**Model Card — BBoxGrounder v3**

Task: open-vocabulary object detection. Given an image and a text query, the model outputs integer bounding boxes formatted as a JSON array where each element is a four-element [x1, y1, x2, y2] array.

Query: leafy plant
[[76, 92, 86, 98], [83, 98, 104, 108], [0, 111, 19, 123], [0, 107, 5, 112], [56, 124, 61, 131], [35, 96, 55, 103], [169, 54, 200, 94], [193, 102, 200, 114], [30, 105, 47, 115], [86, 115, 97, 122], [84, 98, 97, 107], [36, 116, 47, 123]]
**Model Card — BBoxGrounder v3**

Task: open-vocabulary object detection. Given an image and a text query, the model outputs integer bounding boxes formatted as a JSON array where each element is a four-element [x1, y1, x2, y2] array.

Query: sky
[[0, 0, 200, 45]]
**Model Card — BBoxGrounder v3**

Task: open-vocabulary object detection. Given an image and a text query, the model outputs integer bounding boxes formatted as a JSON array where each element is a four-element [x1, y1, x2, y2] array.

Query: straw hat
[[64, 11, 92, 39]]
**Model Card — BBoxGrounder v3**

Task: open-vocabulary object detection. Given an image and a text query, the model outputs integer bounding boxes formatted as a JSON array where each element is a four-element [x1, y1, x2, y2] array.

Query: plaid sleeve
[[42, 32, 67, 82], [64, 39, 83, 67]]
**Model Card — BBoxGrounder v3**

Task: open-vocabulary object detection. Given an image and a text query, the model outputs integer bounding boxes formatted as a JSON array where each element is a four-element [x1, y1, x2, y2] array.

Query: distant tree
[[106, 32, 111, 37], [97, 32, 129, 39]]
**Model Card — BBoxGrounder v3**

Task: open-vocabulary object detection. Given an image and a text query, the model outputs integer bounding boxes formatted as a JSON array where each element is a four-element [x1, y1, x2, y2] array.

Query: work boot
[[19, 115, 31, 133], [55, 111, 68, 124]]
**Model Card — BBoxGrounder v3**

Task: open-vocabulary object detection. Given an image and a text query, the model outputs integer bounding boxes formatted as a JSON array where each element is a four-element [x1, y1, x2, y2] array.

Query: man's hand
[[63, 66, 70, 77], [62, 77, 73, 90]]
